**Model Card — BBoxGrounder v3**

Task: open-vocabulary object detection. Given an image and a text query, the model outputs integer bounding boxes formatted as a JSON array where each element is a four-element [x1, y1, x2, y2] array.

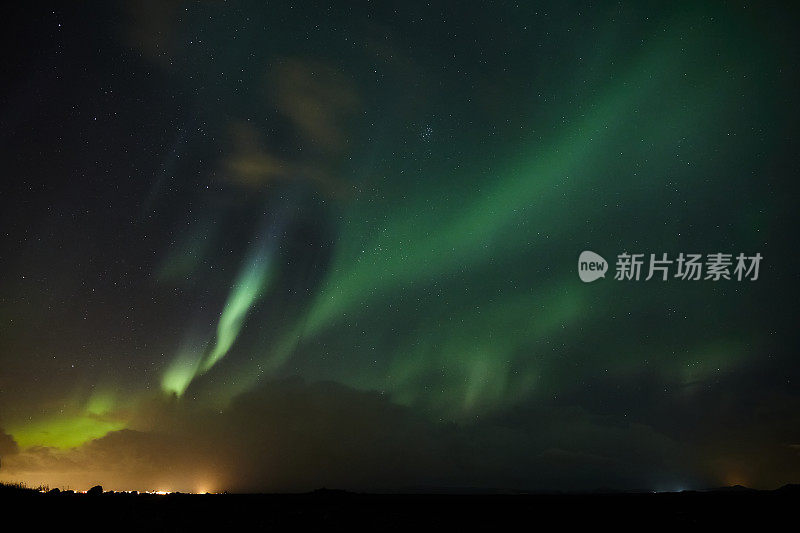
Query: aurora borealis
[[1, 1, 799, 493]]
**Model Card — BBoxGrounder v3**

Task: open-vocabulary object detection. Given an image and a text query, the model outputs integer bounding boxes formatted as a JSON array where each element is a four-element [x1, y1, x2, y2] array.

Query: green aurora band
[[2, 4, 791, 485]]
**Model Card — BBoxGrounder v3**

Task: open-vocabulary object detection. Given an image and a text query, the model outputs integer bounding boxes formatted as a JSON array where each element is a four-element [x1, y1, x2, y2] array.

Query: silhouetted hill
[[708, 484, 757, 492], [1, 483, 798, 527]]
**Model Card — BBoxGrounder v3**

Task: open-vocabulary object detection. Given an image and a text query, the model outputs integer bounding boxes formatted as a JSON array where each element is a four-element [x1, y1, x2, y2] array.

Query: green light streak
[[159, 231, 275, 397], [388, 282, 585, 415], [161, 340, 207, 397], [300, 26, 694, 340], [200, 250, 272, 373]]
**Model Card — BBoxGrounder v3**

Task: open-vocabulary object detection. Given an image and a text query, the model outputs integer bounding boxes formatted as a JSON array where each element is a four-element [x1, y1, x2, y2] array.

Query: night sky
[[1, 1, 799, 493]]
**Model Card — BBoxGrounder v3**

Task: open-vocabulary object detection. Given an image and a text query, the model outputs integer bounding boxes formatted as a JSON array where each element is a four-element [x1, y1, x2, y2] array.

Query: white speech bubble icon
[[578, 251, 608, 282]]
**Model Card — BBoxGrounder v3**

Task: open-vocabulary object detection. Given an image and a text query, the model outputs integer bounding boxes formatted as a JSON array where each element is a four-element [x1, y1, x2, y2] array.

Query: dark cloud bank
[[3, 376, 798, 493]]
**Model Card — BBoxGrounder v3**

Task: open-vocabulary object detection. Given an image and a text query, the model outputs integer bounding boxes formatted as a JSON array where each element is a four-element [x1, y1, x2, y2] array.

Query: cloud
[[270, 58, 360, 155], [0, 428, 19, 457], [218, 120, 349, 199], [0, 379, 704, 493]]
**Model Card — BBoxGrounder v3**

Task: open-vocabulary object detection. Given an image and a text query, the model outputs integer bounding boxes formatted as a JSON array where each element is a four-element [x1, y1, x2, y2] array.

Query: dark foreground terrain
[[2, 484, 798, 529]]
